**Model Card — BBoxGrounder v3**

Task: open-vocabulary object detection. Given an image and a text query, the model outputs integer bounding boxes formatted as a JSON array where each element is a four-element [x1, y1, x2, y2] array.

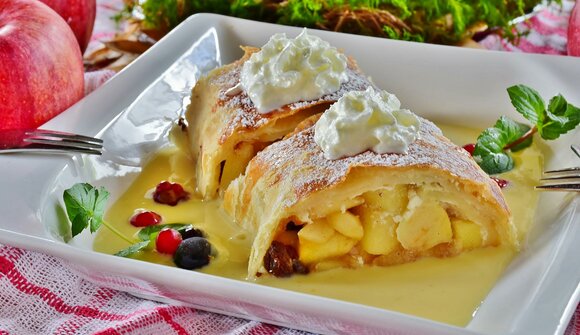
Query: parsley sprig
[[473, 85, 580, 175]]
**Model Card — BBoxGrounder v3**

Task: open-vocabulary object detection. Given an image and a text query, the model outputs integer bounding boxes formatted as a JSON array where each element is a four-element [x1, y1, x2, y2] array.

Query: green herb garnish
[[114, 241, 151, 257], [63, 183, 193, 257], [63, 184, 197, 258], [63, 183, 134, 244], [474, 85, 580, 175], [137, 223, 192, 241], [115, 224, 193, 257]]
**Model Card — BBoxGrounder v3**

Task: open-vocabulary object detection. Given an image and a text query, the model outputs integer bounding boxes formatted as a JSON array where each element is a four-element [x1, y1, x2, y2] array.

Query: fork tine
[[23, 137, 103, 150], [541, 167, 580, 180], [15, 143, 102, 155], [535, 183, 580, 192], [25, 129, 103, 144]]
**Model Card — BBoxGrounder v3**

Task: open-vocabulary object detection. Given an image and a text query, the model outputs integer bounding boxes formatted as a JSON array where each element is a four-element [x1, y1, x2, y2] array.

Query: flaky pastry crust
[[224, 118, 516, 278], [185, 46, 373, 199]]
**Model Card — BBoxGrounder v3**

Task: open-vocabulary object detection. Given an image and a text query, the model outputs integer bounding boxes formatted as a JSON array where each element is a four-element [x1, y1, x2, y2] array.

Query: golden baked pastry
[[185, 47, 372, 199], [224, 116, 516, 278]]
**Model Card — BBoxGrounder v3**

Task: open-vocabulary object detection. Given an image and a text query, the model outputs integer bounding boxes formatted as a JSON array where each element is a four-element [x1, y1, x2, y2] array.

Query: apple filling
[[263, 185, 501, 277]]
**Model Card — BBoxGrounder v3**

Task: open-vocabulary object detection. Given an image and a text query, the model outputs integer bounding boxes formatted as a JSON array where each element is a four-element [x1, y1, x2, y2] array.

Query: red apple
[[0, 0, 84, 130], [39, 0, 96, 53], [568, 1, 580, 56]]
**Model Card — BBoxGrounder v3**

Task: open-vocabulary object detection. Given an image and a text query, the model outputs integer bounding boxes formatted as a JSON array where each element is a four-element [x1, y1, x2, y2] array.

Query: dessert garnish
[[114, 223, 196, 258], [63, 183, 133, 244], [153, 181, 189, 206], [491, 177, 509, 189], [156, 228, 183, 254], [314, 86, 421, 159], [180, 226, 205, 239], [462, 143, 476, 155], [130, 210, 162, 227], [63, 183, 213, 270], [473, 84, 580, 175], [240, 28, 349, 113], [174, 237, 212, 270]]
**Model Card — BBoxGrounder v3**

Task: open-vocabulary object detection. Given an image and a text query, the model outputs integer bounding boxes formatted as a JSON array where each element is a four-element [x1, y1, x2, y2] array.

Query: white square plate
[[0, 14, 579, 335]]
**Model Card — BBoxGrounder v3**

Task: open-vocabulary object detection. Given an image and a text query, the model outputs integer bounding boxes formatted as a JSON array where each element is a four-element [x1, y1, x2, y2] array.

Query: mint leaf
[[473, 116, 530, 174], [63, 183, 110, 237], [477, 151, 514, 175], [473, 85, 579, 176], [91, 187, 110, 233], [137, 223, 191, 241], [63, 183, 134, 245], [539, 94, 580, 140], [114, 241, 150, 258], [507, 85, 545, 125]]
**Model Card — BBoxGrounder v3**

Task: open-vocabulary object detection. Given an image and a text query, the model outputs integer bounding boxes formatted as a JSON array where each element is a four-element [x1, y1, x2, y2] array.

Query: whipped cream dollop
[[314, 87, 421, 160], [240, 29, 349, 113]]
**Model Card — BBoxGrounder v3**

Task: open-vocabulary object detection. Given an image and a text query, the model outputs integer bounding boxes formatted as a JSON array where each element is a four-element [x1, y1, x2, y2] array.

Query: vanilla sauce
[[94, 124, 542, 326]]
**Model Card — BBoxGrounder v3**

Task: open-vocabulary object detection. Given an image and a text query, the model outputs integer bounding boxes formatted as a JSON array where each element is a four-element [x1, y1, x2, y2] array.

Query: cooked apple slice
[[396, 201, 452, 251], [452, 219, 483, 250], [299, 233, 357, 264], [355, 206, 400, 255], [297, 218, 335, 244], [327, 211, 363, 240], [362, 186, 408, 214]]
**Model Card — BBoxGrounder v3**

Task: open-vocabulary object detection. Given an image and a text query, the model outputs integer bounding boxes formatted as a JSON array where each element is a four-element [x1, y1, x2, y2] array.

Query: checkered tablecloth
[[1, 1, 579, 334]]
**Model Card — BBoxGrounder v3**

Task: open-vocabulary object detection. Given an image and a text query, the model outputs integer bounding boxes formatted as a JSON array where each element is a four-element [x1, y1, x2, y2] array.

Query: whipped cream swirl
[[240, 29, 349, 113], [314, 87, 421, 160]]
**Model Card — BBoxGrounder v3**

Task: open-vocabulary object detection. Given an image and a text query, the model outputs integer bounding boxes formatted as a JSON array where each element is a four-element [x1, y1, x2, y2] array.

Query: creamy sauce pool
[[93, 124, 542, 326]]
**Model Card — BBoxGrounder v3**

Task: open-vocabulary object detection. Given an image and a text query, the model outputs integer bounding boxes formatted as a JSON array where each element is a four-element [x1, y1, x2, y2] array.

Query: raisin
[[285, 221, 303, 231], [292, 259, 309, 275], [263, 241, 301, 277]]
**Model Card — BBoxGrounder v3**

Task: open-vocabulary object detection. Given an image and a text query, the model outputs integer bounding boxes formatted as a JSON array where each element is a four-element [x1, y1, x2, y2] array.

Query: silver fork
[[536, 145, 580, 192], [0, 129, 103, 155]]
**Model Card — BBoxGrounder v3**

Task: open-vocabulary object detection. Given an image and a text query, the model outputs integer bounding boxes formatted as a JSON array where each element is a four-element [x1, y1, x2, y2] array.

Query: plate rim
[[0, 13, 578, 335]]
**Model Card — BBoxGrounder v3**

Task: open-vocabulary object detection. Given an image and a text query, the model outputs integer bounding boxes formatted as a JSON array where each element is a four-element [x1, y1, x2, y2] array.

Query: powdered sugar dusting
[[250, 118, 505, 209]]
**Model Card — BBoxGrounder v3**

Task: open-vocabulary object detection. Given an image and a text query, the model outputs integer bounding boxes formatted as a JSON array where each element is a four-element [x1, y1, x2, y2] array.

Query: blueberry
[[174, 237, 211, 270], [180, 226, 205, 239]]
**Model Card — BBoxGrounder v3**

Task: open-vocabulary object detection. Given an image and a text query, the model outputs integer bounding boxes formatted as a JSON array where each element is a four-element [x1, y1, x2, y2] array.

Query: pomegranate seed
[[491, 177, 509, 189], [462, 143, 476, 156], [156, 228, 182, 255], [130, 211, 162, 227], [153, 181, 189, 206]]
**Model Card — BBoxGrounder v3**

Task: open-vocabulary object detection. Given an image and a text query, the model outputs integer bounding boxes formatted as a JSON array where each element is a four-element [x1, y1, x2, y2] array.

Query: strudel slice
[[224, 117, 516, 278], [185, 47, 372, 199]]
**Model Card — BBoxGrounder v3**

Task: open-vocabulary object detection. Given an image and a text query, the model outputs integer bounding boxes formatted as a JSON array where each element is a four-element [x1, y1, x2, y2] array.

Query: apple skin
[[0, 0, 84, 130], [568, 1, 580, 56], [39, 0, 96, 53]]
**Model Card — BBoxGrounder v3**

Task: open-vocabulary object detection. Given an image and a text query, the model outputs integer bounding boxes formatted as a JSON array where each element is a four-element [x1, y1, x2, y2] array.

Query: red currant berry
[[153, 181, 189, 206], [491, 177, 509, 189], [462, 143, 476, 156], [156, 228, 182, 255], [130, 211, 162, 227]]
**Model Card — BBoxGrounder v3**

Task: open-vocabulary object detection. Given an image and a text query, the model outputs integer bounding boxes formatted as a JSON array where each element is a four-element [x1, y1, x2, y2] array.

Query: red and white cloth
[[1, 1, 579, 334]]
